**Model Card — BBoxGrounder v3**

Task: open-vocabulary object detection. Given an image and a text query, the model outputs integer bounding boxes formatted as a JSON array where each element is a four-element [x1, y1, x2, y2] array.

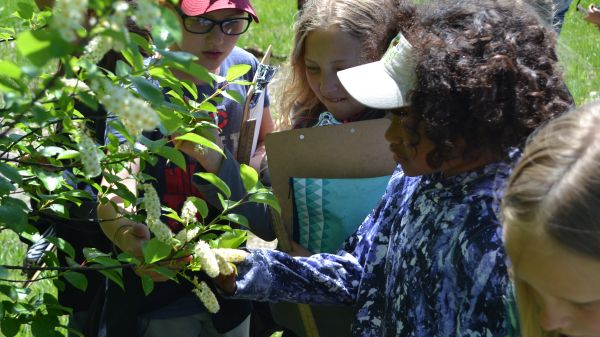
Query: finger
[[130, 223, 151, 240]]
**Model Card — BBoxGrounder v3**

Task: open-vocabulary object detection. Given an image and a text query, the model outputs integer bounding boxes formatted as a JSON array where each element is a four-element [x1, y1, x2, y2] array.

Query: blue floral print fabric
[[234, 161, 511, 337]]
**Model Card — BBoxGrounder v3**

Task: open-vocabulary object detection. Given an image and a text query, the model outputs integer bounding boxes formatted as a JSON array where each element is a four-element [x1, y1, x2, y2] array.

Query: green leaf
[[151, 7, 182, 49], [239, 164, 258, 192], [249, 192, 281, 214], [142, 238, 172, 264], [131, 32, 153, 55], [0, 162, 21, 185], [0, 175, 15, 196], [63, 272, 88, 291], [115, 60, 132, 77], [174, 133, 224, 156], [121, 46, 144, 72], [141, 275, 154, 296], [0, 200, 28, 232], [214, 229, 247, 249], [46, 237, 75, 259], [1, 316, 20, 337], [83, 248, 112, 261], [221, 213, 249, 229], [56, 150, 80, 160], [130, 76, 163, 106], [194, 172, 231, 199], [33, 168, 63, 192], [31, 314, 59, 337], [199, 101, 217, 113], [77, 91, 99, 111], [186, 196, 208, 219], [39, 146, 65, 157], [99, 269, 124, 289], [181, 80, 198, 100], [221, 90, 245, 105], [156, 106, 184, 133], [225, 64, 251, 82], [0, 61, 22, 79], [112, 182, 138, 207], [16, 29, 73, 68], [16, 2, 35, 20], [156, 145, 186, 170]]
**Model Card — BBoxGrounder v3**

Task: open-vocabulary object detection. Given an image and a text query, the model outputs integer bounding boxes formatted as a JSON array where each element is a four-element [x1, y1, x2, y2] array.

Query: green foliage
[[0, 0, 281, 334]]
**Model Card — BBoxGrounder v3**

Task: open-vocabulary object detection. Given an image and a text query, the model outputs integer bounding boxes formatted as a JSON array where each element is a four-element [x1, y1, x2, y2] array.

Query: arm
[[231, 248, 362, 306], [97, 159, 150, 259]]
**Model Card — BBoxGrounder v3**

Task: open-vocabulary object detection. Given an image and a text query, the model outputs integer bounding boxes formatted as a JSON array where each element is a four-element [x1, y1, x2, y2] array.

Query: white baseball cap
[[337, 32, 416, 109]]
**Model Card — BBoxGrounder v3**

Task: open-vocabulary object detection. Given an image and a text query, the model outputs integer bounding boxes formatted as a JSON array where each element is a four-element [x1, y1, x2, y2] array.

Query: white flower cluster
[[192, 279, 220, 314], [193, 240, 220, 278], [180, 198, 198, 225], [94, 79, 161, 139], [175, 226, 200, 244], [52, 0, 88, 42], [134, 0, 161, 28], [77, 130, 101, 177], [143, 184, 174, 244], [106, 1, 129, 51], [79, 35, 114, 66], [212, 248, 249, 263], [215, 252, 234, 276]]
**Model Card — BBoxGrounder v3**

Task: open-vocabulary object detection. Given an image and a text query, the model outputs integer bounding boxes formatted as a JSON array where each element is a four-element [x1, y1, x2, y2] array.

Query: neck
[[439, 152, 499, 177]]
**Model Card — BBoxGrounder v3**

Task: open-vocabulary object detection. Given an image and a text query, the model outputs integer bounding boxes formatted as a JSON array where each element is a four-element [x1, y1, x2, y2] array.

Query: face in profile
[[177, 8, 247, 73], [303, 27, 365, 121], [383, 111, 435, 177], [506, 227, 600, 337]]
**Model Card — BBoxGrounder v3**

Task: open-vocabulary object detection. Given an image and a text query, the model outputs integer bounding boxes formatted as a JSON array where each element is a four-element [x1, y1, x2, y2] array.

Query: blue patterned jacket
[[234, 162, 511, 336]]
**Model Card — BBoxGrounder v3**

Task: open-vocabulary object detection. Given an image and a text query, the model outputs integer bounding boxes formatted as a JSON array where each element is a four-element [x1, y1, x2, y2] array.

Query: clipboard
[[237, 45, 278, 164], [264, 118, 396, 337], [265, 118, 397, 240]]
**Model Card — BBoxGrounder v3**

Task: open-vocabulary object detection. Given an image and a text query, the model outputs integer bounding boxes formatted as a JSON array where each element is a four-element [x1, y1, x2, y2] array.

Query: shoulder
[[223, 47, 260, 68]]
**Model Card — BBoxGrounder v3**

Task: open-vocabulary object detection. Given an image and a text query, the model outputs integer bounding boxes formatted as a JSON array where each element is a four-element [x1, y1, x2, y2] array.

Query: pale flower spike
[[134, 0, 161, 28], [52, 0, 88, 42], [181, 198, 198, 225], [192, 281, 220, 314], [77, 131, 101, 178], [215, 252, 235, 276], [143, 184, 162, 221], [212, 248, 249, 263], [194, 240, 220, 278]]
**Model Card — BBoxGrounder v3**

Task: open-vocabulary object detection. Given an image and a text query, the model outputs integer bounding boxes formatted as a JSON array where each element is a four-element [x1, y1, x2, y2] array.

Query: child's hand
[[113, 222, 150, 259], [213, 271, 238, 294], [290, 240, 312, 257]]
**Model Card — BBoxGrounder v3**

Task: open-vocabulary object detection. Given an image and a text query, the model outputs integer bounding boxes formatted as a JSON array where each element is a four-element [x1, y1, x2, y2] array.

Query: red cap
[[180, 0, 259, 22]]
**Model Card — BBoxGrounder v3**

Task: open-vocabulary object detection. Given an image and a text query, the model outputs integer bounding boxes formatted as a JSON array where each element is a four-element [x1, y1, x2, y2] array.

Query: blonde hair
[[275, 0, 400, 129], [501, 100, 600, 337]]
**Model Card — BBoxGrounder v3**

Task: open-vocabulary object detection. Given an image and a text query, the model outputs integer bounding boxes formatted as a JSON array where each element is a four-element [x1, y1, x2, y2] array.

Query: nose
[[539, 300, 572, 332], [319, 71, 340, 96], [204, 27, 226, 45], [384, 115, 402, 143]]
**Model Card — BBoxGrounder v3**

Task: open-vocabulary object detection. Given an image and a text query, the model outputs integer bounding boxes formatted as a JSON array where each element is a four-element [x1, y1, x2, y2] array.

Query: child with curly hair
[[214, 0, 572, 336]]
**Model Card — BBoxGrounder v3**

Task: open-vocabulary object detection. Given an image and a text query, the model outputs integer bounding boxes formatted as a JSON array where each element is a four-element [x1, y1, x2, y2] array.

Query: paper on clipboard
[[265, 118, 397, 239], [237, 46, 278, 164]]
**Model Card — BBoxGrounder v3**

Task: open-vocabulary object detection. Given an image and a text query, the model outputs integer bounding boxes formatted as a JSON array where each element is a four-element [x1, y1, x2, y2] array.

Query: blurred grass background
[[0, 0, 599, 335]]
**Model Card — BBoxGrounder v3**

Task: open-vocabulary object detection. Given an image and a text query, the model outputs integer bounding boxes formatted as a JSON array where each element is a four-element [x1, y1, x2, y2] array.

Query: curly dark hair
[[402, 0, 572, 168]]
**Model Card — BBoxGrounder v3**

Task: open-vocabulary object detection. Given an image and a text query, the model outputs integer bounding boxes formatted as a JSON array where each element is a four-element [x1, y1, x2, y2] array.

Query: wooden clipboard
[[265, 118, 396, 240], [264, 118, 396, 337]]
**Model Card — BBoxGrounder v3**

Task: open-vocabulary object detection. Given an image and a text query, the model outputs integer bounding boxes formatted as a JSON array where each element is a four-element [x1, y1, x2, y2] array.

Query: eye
[[574, 300, 600, 310], [305, 65, 320, 74]]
